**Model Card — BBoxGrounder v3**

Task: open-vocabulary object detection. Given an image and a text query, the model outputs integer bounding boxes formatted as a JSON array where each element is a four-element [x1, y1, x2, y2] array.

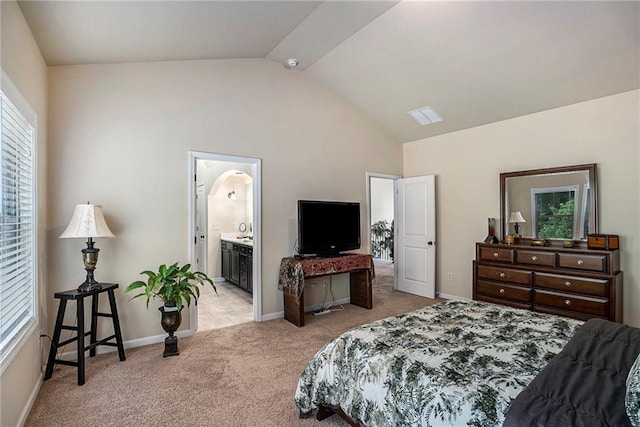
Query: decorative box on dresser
[[473, 241, 623, 322]]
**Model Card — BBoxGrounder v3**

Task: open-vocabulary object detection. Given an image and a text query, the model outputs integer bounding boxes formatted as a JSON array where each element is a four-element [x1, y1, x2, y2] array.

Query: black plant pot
[[159, 305, 182, 357]]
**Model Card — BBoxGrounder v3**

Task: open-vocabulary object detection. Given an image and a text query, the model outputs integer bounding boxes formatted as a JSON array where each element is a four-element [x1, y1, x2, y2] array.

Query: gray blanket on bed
[[503, 318, 640, 427]]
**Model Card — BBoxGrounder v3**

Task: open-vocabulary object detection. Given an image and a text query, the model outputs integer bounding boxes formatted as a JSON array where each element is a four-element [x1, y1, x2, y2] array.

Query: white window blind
[[0, 82, 36, 360]]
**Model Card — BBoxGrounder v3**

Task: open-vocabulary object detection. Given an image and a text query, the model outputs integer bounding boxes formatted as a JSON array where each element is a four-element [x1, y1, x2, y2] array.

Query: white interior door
[[195, 184, 206, 273], [394, 175, 436, 298]]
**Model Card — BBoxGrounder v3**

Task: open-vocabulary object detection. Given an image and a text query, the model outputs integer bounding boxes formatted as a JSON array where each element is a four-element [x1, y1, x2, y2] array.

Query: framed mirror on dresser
[[473, 163, 623, 323], [500, 163, 597, 244]]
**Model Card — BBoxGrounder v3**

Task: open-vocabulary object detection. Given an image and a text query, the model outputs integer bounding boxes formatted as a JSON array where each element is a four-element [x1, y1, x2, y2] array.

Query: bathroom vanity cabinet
[[221, 240, 253, 293]]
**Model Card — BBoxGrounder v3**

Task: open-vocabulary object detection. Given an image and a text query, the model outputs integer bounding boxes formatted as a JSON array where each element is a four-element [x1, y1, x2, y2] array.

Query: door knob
[[427, 241, 434, 246]]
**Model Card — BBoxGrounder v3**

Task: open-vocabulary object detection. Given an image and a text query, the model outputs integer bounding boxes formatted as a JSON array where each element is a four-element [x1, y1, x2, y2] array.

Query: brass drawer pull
[[564, 281, 571, 287], [493, 252, 499, 258], [499, 272, 506, 278], [577, 259, 584, 266], [500, 288, 505, 294], [531, 256, 538, 261], [565, 299, 571, 305]]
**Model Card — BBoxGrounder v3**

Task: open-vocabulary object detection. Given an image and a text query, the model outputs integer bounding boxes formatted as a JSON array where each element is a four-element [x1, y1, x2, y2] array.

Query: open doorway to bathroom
[[367, 173, 399, 279], [189, 152, 262, 333]]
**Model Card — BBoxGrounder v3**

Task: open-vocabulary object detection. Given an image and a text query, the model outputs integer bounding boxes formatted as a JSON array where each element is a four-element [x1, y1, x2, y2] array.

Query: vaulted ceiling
[[18, 1, 640, 143]]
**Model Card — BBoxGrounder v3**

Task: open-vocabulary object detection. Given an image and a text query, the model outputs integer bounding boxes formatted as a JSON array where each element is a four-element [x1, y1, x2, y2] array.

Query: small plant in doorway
[[371, 220, 394, 261], [126, 262, 217, 357]]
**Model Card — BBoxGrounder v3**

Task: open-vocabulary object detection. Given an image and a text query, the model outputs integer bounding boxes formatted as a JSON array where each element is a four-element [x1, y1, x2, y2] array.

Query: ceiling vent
[[408, 106, 443, 126]]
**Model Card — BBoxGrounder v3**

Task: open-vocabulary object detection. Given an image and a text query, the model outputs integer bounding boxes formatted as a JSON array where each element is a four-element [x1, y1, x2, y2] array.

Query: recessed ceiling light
[[408, 106, 443, 126], [285, 58, 299, 69]]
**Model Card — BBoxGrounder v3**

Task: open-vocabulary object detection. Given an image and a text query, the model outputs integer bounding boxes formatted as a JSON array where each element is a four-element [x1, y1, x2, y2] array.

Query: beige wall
[[47, 59, 402, 343], [0, 1, 48, 426], [404, 90, 640, 326]]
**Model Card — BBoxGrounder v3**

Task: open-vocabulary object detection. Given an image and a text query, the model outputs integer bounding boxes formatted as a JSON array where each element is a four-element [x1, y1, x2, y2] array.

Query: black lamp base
[[77, 280, 102, 293], [77, 238, 102, 293]]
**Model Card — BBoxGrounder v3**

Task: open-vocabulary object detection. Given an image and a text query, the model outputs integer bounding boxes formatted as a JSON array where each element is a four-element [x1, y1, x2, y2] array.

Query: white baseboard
[[259, 297, 352, 322], [436, 292, 470, 301], [56, 329, 193, 360], [260, 311, 283, 321], [306, 297, 350, 313], [17, 373, 43, 427]]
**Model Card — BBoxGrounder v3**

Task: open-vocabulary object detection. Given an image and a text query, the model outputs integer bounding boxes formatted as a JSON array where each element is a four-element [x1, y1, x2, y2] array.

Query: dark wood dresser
[[473, 242, 623, 322]]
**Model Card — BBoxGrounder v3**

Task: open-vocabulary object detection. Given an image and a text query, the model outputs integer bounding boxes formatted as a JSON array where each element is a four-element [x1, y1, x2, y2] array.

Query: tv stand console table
[[279, 253, 374, 327]]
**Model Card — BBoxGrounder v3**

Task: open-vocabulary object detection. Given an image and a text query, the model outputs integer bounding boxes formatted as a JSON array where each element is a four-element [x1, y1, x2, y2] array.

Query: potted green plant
[[371, 220, 394, 261], [125, 262, 217, 357]]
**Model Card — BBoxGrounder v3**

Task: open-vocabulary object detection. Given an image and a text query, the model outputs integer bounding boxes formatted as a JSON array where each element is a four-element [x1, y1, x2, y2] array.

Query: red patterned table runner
[[279, 254, 374, 296]]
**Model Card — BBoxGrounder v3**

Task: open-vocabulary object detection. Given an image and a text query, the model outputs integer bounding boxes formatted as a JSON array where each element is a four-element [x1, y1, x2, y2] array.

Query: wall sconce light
[[227, 191, 237, 200], [509, 211, 526, 236]]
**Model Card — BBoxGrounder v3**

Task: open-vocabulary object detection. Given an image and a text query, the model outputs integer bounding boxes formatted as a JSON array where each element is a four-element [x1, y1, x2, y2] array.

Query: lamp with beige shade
[[509, 211, 526, 236], [60, 203, 115, 292]]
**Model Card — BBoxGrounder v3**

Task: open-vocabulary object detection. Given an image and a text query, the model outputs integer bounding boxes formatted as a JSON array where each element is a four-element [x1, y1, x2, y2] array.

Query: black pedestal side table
[[44, 283, 126, 385]]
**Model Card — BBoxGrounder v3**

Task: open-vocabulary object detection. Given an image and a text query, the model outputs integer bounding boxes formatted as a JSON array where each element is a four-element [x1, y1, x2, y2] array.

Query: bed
[[295, 300, 640, 426]]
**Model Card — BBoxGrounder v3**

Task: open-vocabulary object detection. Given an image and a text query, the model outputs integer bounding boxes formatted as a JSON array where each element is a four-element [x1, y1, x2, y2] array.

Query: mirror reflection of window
[[501, 164, 597, 240], [531, 186, 577, 239]]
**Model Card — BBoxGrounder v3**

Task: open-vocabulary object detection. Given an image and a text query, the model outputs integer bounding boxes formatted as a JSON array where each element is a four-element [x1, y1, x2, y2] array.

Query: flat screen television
[[297, 200, 361, 256]]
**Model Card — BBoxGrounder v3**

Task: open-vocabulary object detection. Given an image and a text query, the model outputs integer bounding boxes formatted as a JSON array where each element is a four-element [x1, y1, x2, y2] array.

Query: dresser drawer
[[534, 289, 607, 317], [534, 273, 608, 297], [478, 247, 514, 263], [476, 265, 531, 285], [474, 242, 621, 323], [516, 250, 556, 268], [477, 280, 531, 303], [557, 253, 606, 273]]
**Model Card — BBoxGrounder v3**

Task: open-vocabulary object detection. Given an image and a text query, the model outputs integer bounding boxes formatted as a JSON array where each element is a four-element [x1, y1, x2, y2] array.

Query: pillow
[[626, 352, 640, 426]]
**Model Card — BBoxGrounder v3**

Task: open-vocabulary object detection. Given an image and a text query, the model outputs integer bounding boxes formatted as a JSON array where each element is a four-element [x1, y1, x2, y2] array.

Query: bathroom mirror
[[500, 164, 598, 241]]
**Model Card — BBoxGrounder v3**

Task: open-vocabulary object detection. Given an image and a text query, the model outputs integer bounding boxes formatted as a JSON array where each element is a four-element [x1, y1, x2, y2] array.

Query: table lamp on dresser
[[509, 211, 526, 236], [60, 203, 115, 292]]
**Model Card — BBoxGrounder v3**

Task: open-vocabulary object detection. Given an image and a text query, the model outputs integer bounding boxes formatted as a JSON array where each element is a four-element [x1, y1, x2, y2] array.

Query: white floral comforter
[[295, 300, 583, 427]]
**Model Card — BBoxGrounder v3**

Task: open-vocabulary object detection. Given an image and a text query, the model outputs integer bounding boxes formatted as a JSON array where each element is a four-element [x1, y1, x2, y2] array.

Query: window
[[0, 71, 37, 368], [531, 186, 577, 239]]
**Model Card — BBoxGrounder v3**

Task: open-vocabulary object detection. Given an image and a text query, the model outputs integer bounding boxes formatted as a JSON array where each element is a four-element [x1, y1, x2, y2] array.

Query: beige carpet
[[26, 261, 442, 426]]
